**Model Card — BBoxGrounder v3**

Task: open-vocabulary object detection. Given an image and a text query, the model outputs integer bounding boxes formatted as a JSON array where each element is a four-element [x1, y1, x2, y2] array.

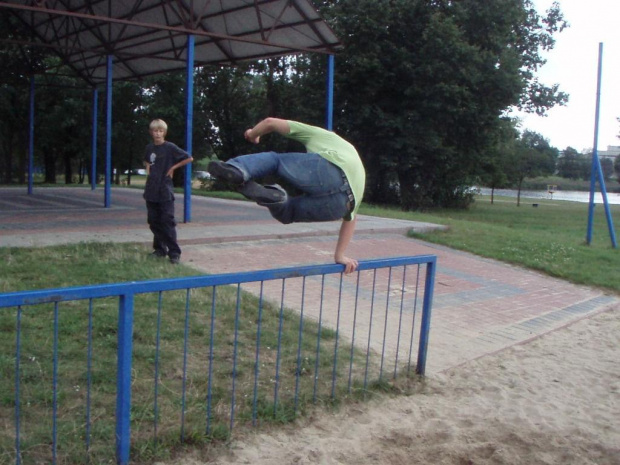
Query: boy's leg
[[146, 201, 168, 256], [158, 200, 181, 260], [212, 152, 350, 223], [265, 190, 350, 224]]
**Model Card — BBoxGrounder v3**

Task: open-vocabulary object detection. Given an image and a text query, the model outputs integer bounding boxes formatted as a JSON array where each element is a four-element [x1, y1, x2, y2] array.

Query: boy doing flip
[[208, 118, 365, 274]]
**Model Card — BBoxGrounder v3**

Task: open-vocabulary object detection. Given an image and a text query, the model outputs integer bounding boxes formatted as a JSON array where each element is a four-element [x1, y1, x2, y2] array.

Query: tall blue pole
[[28, 76, 35, 195], [325, 55, 334, 130], [105, 55, 113, 208], [184, 35, 195, 223], [91, 88, 98, 191], [586, 43, 617, 248]]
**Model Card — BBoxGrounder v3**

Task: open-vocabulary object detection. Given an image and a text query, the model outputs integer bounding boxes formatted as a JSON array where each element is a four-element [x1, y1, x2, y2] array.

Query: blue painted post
[[586, 43, 603, 244], [184, 35, 195, 223], [105, 55, 113, 208], [91, 88, 98, 190], [15, 306, 22, 465], [28, 76, 35, 195], [325, 55, 334, 130], [586, 43, 617, 248], [115, 293, 134, 465], [416, 259, 436, 375]]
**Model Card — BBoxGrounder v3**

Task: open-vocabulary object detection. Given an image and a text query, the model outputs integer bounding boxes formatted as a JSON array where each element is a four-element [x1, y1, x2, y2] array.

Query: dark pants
[[146, 200, 180, 258]]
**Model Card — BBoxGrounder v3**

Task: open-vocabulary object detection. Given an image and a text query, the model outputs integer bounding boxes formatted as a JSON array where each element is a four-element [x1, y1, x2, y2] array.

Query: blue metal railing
[[0, 256, 436, 465]]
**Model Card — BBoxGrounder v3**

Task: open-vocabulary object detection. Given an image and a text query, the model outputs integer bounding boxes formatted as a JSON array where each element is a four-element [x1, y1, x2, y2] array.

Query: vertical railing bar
[[416, 261, 436, 376], [180, 289, 191, 442], [293, 276, 307, 415], [347, 271, 361, 393], [363, 270, 378, 393], [273, 279, 286, 418], [407, 265, 422, 376], [312, 275, 326, 403], [330, 273, 344, 399], [379, 267, 393, 380], [52, 302, 59, 465], [206, 286, 216, 435], [393, 266, 408, 379], [153, 292, 163, 442], [15, 305, 22, 465], [86, 299, 94, 453], [230, 284, 242, 432], [115, 292, 135, 465], [252, 281, 265, 426]]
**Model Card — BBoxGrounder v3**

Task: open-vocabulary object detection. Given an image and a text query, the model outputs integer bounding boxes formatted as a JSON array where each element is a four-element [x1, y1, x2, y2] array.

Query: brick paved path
[[1, 186, 617, 374]]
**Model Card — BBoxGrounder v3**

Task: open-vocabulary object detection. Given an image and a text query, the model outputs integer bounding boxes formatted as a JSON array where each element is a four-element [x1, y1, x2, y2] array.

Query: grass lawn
[[359, 195, 620, 295], [0, 244, 398, 464]]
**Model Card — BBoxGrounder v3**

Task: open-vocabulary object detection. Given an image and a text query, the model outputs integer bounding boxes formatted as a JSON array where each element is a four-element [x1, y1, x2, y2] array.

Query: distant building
[[598, 145, 620, 161]]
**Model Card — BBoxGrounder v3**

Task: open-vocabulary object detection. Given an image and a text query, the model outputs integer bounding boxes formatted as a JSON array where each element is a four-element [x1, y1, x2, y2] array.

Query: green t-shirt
[[285, 121, 365, 219]]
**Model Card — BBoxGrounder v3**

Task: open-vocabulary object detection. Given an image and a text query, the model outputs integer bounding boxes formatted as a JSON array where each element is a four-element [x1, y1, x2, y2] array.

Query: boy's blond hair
[[149, 119, 168, 133]]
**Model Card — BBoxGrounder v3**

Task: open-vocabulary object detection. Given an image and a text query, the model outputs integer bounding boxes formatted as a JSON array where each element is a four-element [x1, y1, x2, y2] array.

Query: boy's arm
[[166, 156, 194, 178], [244, 118, 290, 144], [334, 218, 358, 275]]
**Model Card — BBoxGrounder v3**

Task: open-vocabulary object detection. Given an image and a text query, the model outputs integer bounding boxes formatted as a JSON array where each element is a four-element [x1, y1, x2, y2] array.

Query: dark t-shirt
[[143, 141, 190, 202]]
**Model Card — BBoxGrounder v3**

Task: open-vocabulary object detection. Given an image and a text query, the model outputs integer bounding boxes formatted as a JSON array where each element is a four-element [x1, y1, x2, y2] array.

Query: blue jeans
[[227, 152, 350, 224]]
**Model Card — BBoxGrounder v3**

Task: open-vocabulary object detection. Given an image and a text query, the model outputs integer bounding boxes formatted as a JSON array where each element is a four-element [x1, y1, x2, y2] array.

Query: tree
[[600, 157, 613, 182], [318, 0, 567, 209], [509, 130, 557, 206], [557, 147, 589, 180], [614, 155, 620, 184], [477, 119, 520, 204]]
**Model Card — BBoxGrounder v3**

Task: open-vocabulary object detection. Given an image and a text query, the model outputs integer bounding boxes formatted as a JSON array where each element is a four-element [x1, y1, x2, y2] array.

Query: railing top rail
[[0, 255, 436, 308]]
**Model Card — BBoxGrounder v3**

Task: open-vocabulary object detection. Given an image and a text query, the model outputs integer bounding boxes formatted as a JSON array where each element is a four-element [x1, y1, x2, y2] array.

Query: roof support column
[[27, 75, 35, 194], [91, 88, 98, 190], [325, 54, 334, 130], [105, 55, 113, 208], [183, 34, 195, 223]]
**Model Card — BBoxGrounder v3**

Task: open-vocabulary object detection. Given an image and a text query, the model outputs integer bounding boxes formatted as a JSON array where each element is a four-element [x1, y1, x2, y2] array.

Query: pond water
[[478, 188, 620, 205]]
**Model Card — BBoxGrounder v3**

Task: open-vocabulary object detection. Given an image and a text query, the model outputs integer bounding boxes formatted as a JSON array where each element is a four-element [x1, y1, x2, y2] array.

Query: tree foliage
[[556, 147, 590, 180], [0, 0, 569, 209], [509, 130, 557, 205], [318, 0, 568, 209]]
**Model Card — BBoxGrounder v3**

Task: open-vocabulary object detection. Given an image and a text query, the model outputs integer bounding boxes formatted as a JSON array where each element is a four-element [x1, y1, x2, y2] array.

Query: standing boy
[[208, 117, 365, 274], [143, 119, 193, 264]]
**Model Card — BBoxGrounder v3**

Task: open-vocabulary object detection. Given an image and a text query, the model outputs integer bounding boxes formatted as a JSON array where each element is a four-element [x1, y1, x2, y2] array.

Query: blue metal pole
[[115, 293, 134, 465], [325, 55, 334, 130], [105, 55, 113, 208], [585, 43, 617, 248], [184, 34, 195, 223], [586, 44, 603, 244], [417, 259, 436, 376], [595, 159, 618, 248], [91, 88, 98, 190], [28, 76, 35, 195]]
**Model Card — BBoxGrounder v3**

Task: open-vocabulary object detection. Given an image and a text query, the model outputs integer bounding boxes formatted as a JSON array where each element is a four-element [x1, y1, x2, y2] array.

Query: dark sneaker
[[238, 181, 286, 204], [207, 161, 244, 185], [150, 250, 167, 258], [169, 256, 180, 265]]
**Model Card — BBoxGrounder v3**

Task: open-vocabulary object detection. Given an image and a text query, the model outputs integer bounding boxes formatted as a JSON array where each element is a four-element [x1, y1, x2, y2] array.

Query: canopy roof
[[1, 0, 342, 85]]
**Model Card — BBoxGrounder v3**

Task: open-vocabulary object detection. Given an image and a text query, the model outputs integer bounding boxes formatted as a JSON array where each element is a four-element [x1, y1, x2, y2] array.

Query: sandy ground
[[160, 304, 620, 465]]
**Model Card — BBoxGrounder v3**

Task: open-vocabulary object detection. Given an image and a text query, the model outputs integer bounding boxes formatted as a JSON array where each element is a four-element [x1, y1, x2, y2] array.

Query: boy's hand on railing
[[336, 255, 358, 275]]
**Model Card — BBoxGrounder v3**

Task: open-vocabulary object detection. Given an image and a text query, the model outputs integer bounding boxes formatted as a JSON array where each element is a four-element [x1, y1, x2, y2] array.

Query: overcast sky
[[512, 0, 620, 152]]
